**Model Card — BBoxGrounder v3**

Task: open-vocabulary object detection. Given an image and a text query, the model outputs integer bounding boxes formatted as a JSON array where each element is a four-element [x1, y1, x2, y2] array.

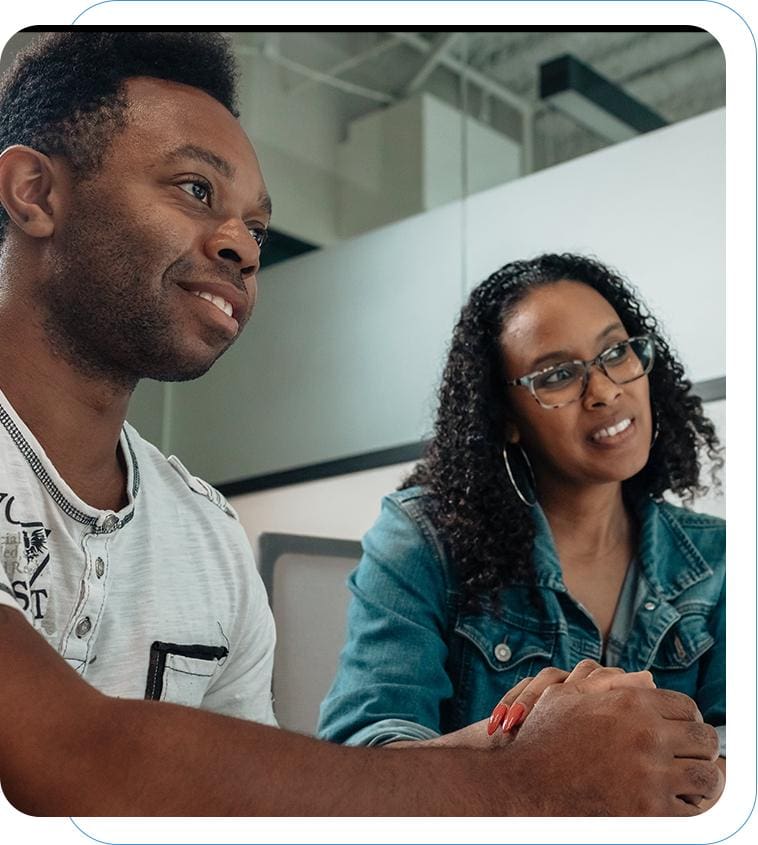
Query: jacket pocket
[[651, 612, 714, 670], [454, 608, 558, 673]]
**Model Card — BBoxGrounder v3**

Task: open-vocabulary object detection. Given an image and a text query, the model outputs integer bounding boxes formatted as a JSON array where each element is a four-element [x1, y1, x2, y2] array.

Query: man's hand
[[505, 684, 722, 815]]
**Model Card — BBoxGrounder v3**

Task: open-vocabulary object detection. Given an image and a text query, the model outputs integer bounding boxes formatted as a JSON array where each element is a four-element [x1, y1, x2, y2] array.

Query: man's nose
[[204, 219, 260, 279]]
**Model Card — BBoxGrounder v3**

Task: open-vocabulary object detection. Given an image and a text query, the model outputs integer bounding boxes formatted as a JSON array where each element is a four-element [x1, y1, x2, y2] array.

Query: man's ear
[[0, 145, 58, 239]]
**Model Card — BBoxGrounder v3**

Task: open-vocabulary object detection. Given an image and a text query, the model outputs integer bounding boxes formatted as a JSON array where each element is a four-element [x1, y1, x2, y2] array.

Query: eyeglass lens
[[532, 337, 653, 406]]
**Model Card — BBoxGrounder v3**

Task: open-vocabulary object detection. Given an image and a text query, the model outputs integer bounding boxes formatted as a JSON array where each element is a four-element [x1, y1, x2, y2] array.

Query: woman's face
[[500, 280, 653, 491]]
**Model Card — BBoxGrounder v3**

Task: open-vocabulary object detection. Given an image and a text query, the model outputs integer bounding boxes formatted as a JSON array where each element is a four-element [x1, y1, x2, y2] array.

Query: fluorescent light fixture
[[540, 54, 667, 142]]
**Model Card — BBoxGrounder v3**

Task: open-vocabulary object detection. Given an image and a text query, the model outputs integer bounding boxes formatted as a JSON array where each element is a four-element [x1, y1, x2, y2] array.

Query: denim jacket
[[318, 486, 725, 749]]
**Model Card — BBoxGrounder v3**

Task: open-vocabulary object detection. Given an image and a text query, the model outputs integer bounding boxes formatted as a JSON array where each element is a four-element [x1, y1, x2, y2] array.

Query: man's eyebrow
[[165, 144, 234, 179], [257, 192, 272, 218]]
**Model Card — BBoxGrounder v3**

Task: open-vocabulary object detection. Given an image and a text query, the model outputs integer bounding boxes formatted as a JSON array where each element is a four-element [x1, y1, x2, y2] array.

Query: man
[[0, 31, 722, 816]]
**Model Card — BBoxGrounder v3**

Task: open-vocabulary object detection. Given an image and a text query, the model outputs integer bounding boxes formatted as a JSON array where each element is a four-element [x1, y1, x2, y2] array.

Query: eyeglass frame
[[505, 334, 656, 410]]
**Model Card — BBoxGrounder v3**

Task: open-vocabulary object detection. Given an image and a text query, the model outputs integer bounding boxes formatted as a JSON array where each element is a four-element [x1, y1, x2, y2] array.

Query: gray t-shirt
[[0, 388, 276, 723]]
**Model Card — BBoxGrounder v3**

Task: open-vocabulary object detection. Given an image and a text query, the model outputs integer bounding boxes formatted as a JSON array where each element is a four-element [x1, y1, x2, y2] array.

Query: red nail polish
[[502, 702, 526, 733], [487, 703, 509, 736]]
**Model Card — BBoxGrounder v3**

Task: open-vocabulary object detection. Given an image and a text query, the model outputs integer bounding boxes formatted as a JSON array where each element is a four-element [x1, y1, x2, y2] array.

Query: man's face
[[43, 77, 271, 385]]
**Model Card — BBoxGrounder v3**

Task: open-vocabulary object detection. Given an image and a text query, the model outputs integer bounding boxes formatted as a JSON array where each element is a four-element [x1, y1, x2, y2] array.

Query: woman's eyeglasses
[[506, 335, 655, 409]]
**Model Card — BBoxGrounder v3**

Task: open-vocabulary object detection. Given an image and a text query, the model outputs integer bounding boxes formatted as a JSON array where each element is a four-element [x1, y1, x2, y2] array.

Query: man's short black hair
[[0, 30, 240, 243]]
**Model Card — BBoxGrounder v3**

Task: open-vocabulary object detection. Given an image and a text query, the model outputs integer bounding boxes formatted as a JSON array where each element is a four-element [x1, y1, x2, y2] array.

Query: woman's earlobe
[[504, 422, 521, 445], [0, 145, 57, 239]]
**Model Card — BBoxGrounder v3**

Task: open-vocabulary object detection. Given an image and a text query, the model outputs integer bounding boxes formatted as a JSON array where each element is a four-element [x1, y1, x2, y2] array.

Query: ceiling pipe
[[391, 31, 536, 174], [235, 42, 394, 104], [289, 34, 405, 96], [403, 32, 460, 96]]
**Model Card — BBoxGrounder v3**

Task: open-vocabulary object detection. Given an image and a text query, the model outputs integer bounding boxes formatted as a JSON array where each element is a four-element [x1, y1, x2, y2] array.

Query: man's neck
[[0, 316, 133, 511]]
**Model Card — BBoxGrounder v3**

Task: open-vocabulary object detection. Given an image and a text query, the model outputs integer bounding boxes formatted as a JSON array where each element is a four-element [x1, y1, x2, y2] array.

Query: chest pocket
[[455, 608, 559, 683], [145, 641, 229, 707], [651, 612, 714, 670]]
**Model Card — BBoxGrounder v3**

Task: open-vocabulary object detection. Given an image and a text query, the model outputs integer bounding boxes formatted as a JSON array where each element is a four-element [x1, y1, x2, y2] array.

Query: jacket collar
[[633, 497, 714, 600]]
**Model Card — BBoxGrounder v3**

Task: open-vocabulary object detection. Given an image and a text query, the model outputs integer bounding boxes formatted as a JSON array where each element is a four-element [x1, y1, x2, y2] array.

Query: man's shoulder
[[123, 423, 239, 522]]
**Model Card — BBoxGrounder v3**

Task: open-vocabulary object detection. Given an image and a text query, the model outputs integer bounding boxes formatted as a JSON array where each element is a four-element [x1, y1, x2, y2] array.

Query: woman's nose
[[583, 364, 623, 408]]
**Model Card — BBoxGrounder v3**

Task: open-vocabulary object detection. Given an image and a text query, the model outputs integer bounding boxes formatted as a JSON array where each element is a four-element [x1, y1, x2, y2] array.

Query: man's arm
[[0, 607, 722, 816]]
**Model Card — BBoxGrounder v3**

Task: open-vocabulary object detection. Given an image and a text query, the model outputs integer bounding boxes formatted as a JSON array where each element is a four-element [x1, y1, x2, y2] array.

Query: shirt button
[[95, 557, 105, 579], [643, 600, 657, 611], [494, 643, 512, 662], [101, 514, 119, 532], [75, 617, 92, 638]]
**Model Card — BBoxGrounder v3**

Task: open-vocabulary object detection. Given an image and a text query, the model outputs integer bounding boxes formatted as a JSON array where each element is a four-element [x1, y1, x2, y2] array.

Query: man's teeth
[[592, 418, 632, 441], [191, 290, 233, 318]]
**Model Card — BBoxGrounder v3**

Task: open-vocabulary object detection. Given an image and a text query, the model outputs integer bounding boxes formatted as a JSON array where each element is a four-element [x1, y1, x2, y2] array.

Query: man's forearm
[[3, 688, 510, 816], [0, 606, 504, 815]]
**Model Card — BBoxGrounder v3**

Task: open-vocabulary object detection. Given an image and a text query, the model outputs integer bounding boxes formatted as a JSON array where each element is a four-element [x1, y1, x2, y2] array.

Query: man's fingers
[[672, 758, 724, 802], [642, 687, 705, 723]]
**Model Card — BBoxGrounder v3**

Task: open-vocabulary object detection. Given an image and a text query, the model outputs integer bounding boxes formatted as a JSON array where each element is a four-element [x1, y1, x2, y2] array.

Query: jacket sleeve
[[317, 493, 453, 745]]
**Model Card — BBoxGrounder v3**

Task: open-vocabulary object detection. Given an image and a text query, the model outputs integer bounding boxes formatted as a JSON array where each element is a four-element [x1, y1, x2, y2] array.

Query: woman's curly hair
[[404, 253, 722, 610]]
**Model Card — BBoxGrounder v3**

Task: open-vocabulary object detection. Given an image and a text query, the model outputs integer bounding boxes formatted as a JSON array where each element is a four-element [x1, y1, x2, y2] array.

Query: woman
[[318, 254, 724, 765]]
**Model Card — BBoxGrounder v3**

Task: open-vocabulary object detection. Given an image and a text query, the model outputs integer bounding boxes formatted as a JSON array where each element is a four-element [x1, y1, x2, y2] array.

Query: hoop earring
[[651, 408, 660, 447], [503, 444, 537, 508]]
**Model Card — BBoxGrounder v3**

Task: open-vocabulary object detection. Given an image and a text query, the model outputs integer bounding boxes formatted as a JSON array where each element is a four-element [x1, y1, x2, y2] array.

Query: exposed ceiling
[[234, 29, 725, 172], [0, 29, 726, 264]]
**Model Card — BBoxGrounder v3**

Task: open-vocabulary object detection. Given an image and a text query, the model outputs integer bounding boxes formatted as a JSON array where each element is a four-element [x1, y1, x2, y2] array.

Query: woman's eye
[[178, 180, 211, 205], [541, 367, 576, 386], [604, 343, 629, 365]]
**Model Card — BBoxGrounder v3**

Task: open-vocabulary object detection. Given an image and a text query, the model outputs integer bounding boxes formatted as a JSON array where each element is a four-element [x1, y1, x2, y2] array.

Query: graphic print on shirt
[[0, 492, 53, 621]]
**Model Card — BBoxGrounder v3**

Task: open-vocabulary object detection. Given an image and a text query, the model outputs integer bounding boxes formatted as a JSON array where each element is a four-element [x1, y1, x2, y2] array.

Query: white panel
[[271, 551, 358, 735]]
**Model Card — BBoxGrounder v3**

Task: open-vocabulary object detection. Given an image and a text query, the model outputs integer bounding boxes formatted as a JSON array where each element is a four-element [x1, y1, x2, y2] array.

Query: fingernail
[[487, 703, 509, 736], [502, 702, 526, 733]]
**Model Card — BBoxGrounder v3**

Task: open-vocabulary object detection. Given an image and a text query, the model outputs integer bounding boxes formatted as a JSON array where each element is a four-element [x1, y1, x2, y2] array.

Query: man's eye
[[178, 180, 212, 205], [248, 226, 269, 249]]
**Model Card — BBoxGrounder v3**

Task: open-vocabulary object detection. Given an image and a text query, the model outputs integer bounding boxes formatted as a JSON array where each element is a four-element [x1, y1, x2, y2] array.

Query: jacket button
[[643, 600, 656, 611], [494, 643, 512, 662], [95, 557, 105, 578]]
